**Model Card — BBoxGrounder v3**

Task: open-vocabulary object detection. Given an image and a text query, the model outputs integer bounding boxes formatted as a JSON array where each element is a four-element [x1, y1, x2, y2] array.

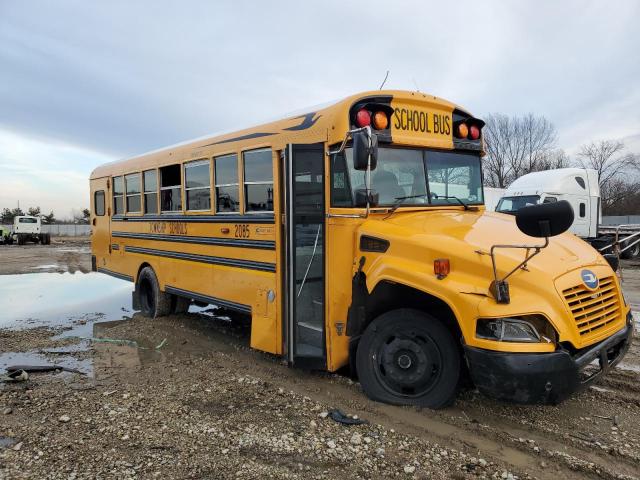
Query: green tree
[[27, 206, 41, 216], [1, 208, 12, 224], [11, 207, 24, 218], [42, 211, 56, 224]]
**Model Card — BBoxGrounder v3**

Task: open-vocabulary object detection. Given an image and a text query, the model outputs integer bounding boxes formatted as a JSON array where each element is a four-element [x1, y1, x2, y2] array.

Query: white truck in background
[[9, 215, 51, 245], [484, 187, 506, 212], [495, 168, 640, 259]]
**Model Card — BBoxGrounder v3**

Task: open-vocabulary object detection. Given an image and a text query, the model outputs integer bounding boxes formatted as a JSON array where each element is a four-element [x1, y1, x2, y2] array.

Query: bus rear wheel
[[356, 309, 460, 409], [137, 267, 172, 318]]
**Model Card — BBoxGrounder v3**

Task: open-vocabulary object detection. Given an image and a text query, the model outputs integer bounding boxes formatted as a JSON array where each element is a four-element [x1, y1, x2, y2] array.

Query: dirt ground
[[0, 237, 90, 275], [1, 239, 639, 479]]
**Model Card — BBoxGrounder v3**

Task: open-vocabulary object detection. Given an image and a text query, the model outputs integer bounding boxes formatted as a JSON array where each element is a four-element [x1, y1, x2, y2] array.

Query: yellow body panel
[[90, 89, 630, 374]]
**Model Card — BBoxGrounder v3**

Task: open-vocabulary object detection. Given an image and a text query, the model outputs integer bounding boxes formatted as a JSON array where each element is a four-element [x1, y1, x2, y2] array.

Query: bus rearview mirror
[[353, 131, 378, 171], [515, 200, 574, 238]]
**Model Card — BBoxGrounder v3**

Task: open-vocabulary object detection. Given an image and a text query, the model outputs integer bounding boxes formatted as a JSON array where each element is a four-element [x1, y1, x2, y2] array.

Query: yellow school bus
[[90, 90, 633, 408]]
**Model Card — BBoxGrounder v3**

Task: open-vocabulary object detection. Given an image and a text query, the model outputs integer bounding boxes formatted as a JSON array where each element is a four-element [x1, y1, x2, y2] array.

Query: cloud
[[0, 129, 113, 217], [0, 0, 638, 213]]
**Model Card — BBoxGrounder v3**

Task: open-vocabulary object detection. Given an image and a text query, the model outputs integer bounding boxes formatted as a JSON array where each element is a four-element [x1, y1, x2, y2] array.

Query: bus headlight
[[476, 315, 557, 343]]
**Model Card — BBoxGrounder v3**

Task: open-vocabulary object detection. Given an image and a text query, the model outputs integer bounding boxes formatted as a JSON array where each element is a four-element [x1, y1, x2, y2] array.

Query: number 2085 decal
[[234, 224, 250, 238]]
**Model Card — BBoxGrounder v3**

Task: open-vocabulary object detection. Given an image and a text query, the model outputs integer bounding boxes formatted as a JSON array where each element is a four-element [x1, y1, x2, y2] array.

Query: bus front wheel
[[137, 267, 172, 318], [356, 309, 460, 409]]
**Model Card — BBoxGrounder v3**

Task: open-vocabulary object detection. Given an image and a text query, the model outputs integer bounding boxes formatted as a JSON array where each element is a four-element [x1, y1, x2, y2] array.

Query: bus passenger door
[[283, 143, 326, 369], [90, 176, 111, 270]]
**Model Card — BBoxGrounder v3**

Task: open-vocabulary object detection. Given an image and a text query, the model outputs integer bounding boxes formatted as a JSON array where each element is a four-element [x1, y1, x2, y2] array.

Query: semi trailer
[[496, 168, 640, 259]]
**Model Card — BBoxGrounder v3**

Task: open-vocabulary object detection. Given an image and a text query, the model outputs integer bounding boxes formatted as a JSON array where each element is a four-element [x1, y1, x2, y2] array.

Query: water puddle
[[0, 272, 244, 379], [0, 272, 133, 337]]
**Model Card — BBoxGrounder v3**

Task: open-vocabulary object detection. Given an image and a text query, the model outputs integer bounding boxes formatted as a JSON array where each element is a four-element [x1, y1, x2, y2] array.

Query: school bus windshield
[[331, 147, 484, 207]]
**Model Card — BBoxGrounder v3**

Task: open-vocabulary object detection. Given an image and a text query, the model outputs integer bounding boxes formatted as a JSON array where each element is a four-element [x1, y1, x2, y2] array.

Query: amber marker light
[[372, 111, 389, 130], [456, 123, 469, 139], [434, 258, 450, 279]]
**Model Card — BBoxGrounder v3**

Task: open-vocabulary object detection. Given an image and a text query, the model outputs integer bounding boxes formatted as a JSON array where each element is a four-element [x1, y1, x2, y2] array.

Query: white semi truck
[[9, 216, 51, 245], [496, 168, 640, 259]]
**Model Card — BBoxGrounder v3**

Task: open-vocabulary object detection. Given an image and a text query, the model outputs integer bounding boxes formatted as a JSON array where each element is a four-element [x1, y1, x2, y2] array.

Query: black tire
[[172, 295, 191, 314], [356, 308, 460, 409], [17, 234, 25, 246], [136, 267, 172, 318], [620, 240, 639, 260], [6, 236, 13, 245], [46, 233, 51, 245]]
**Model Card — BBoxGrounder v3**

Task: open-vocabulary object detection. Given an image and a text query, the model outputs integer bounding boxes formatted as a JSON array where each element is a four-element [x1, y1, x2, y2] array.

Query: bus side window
[[543, 196, 557, 203], [185, 160, 211, 211], [125, 173, 141, 213], [95, 190, 105, 216], [113, 176, 124, 215], [143, 169, 158, 214], [215, 154, 240, 213], [243, 149, 273, 212], [579, 202, 586, 217], [160, 164, 182, 212]]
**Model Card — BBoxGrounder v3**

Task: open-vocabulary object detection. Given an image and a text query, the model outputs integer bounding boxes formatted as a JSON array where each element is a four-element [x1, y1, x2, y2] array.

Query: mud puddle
[[0, 272, 133, 333]]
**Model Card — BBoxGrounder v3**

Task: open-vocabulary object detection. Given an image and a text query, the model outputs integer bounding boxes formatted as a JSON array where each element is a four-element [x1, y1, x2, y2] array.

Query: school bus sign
[[390, 99, 453, 148]]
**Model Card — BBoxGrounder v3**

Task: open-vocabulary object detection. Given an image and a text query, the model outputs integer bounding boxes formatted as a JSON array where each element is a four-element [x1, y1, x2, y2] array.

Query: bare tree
[[483, 113, 558, 187], [577, 140, 639, 212], [577, 140, 637, 185], [600, 177, 640, 212], [536, 148, 570, 171]]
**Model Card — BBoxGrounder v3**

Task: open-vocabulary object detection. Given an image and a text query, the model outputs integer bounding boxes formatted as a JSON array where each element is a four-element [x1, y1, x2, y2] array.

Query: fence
[[601, 215, 640, 226], [41, 224, 91, 236]]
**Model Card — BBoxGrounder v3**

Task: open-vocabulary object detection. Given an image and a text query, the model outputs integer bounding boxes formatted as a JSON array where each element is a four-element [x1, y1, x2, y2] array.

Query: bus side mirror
[[355, 189, 379, 208], [352, 131, 378, 171], [516, 200, 574, 238]]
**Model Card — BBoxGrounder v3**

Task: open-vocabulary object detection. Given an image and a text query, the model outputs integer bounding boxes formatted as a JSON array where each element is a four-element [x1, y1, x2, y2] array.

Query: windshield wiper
[[383, 194, 429, 218], [433, 195, 469, 210]]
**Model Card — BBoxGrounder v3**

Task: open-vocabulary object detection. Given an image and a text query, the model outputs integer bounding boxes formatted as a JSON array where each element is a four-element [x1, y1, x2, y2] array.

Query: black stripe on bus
[[200, 131, 276, 147], [111, 244, 120, 250], [124, 246, 276, 273], [111, 231, 275, 250], [112, 214, 274, 224], [97, 267, 133, 282], [165, 286, 251, 315]]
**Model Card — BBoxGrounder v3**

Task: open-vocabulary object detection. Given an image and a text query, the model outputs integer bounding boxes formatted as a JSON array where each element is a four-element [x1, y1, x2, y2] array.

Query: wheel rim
[[372, 326, 443, 398], [140, 278, 155, 315]]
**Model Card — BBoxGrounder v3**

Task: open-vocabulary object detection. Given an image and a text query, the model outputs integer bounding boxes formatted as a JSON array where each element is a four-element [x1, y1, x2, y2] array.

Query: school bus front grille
[[562, 276, 621, 337]]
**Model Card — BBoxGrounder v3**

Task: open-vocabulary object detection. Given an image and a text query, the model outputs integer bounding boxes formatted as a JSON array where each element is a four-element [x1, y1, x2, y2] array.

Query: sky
[[1, 1, 639, 218]]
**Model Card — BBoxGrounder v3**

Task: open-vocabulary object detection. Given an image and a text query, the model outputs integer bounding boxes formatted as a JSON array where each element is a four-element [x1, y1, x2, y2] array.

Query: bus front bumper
[[463, 313, 633, 405]]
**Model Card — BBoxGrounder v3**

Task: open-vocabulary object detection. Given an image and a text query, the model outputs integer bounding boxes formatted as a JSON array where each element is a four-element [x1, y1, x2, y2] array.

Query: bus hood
[[361, 209, 605, 281]]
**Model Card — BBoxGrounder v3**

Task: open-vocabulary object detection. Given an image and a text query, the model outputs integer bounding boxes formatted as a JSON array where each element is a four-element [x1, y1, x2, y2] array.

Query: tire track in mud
[[122, 313, 638, 480]]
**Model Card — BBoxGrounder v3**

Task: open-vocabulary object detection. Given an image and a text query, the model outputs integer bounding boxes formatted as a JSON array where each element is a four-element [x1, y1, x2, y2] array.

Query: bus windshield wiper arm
[[384, 194, 429, 218], [435, 195, 469, 210]]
